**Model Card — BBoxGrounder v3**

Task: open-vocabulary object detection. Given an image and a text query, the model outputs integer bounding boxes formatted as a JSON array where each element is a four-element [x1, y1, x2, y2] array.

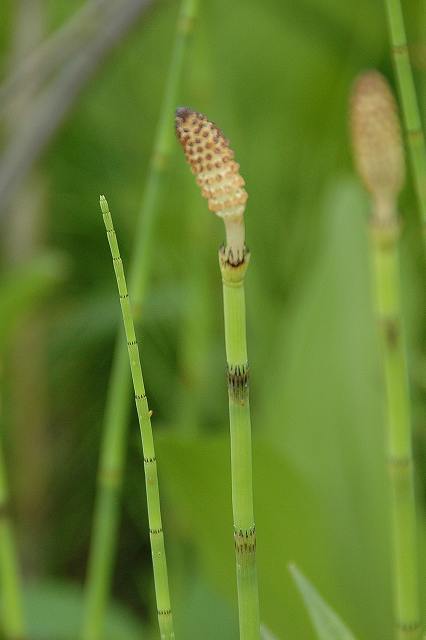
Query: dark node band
[[157, 608, 172, 616], [99, 468, 121, 485], [234, 525, 256, 554], [395, 620, 421, 631], [407, 127, 424, 141], [227, 363, 249, 400], [388, 455, 412, 469], [144, 456, 156, 464], [381, 317, 400, 349], [149, 527, 163, 535], [391, 43, 408, 55], [219, 243, 249, 268]]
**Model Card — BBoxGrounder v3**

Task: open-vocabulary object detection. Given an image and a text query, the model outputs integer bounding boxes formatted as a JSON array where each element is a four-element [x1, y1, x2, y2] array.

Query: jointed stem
[[82, 1, 197, 637], [174, 102, 259, 638], [371, 222, 421, 640], [100, 196, 174, 639], [220, 249, 260, 640], [384, 0, 426, 245]]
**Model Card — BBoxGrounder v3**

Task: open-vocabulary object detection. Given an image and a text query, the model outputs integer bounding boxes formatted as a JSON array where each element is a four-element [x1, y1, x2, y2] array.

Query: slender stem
[[82, 2, 197, 637], [0, 0, 153, 215], [219, 248, 260, 640], [384, 0, 426, 244], [100, 196, 174, 639], [0, 443, 25, 640], [176, 193, 212, 434], [370, 221, 421, 640], [0, 0, 111, 115]]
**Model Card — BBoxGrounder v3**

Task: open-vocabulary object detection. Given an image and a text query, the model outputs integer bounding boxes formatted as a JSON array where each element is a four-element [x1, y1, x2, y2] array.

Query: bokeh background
[[0, 0, 425, 638]]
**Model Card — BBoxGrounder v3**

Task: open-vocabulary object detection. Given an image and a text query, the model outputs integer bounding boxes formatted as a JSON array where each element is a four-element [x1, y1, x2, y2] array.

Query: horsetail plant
[[82, 1, 197, 637], [99, 195, 174, 640], [351, 71, 421, 640], [384, 0, 426, 243], [176, 108, 260, 639]]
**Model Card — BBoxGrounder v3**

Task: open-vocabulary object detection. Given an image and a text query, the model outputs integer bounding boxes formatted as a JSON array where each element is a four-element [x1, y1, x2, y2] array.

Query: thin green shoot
[[384, 0, 426, 246], [100, 195, 174, 640], [81, 1, 198, 637]]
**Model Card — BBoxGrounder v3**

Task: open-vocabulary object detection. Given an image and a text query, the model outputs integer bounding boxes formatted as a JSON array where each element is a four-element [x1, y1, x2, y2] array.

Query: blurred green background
[[0, 0, 425, 638]]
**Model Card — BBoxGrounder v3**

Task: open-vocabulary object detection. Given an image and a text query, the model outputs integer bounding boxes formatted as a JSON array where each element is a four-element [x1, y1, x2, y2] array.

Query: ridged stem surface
[[101, 197, 173, 638], [81, 2, 197, 637], [371, 222, 421, 640], [220, 249, 260, 640], [384, 0, 426, 243]]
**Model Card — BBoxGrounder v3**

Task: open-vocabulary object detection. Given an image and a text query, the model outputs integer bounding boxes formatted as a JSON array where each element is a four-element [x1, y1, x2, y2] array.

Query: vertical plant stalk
[[176, 108, 260, 639], [82, 2, 197, 638], [351, 71, 421, 640], [0, 419, 25, 640], [384, 0, 426, 242], [220, 251, 259, 639], [0, 461, 24, 640], [100, 196, 174, 639]]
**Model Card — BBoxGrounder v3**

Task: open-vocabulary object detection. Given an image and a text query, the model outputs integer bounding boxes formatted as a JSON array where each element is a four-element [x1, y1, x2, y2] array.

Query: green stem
[[370, 221, 421, 640], [176, 192, 212, 434], [0, 441, 25, 640], [219, 248, 260, 640], [384, 0, 426, 243], [81, 2, 197, 637], [100, 196, 174, 639]]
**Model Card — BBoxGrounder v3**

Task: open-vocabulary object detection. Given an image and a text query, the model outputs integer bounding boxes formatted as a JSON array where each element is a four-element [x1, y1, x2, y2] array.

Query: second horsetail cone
[[350, 71, 405, 224], [175, 107, 248, 264]]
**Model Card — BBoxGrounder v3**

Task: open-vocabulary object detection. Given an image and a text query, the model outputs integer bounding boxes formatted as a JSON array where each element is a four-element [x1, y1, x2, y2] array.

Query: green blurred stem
[[82, 1, 198, 638], [219, 249, 260, 640], [371, 221, 421, 640], [177, 193, 212, 434], [100, 196, 174, 639], [0, 438, 25, 640], [384, 0, 426, 244]]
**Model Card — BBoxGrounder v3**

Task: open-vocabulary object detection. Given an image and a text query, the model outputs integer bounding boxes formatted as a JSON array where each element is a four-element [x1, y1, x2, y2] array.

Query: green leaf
[[289, 565, 357, 640], [261, 623, 279, 639], [157, 434, 329, 639], [23, 580, 147, 640]]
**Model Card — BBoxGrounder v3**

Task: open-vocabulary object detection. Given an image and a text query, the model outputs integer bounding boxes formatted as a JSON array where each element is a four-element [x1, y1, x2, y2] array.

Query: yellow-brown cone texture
[[175, 108, 248, 221], [351, 71, 405, 221]]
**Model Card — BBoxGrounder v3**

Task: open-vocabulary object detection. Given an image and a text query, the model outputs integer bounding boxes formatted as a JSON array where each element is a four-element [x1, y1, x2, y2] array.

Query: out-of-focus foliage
[[290, 565, 357, 639], [0, 0, 425, 638], [24, 580, 146, 640]]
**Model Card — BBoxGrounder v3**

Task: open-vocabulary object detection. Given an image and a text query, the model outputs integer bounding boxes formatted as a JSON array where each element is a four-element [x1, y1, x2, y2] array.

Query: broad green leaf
[[261, 623, 279, 639], [157, 434, 330, 640], [23, 580, 147, 640], [259, 178, 392, 639], [290, 565, 357, 640]]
